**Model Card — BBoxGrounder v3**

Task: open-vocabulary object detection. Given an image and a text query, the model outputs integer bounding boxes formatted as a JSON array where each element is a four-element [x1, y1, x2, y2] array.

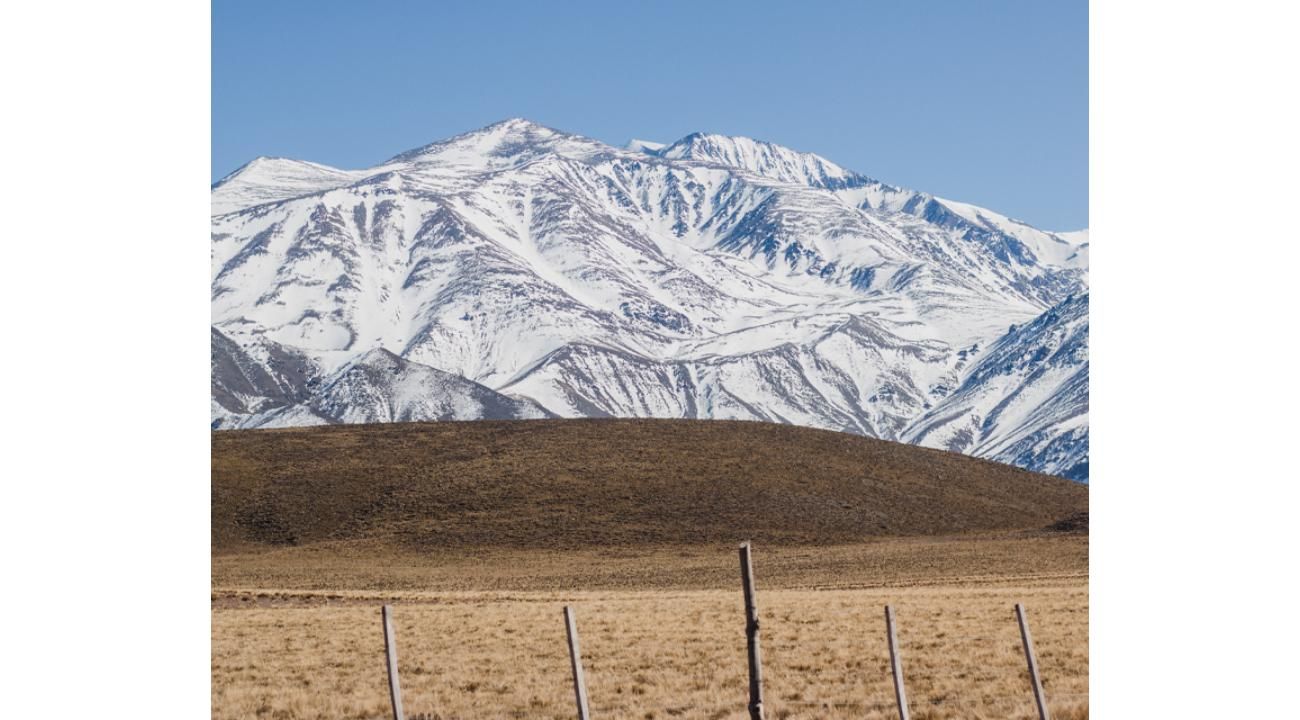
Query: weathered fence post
[[564, 606, 592, 720], [738, 541, 766, 720], [381, 605, 405, 720], [1015, 603, 1051, 720], [885, 605, 910, 720]]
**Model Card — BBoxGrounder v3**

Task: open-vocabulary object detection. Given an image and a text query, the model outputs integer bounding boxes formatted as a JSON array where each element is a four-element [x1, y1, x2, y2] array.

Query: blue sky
[[213, 1, 1087, 230]]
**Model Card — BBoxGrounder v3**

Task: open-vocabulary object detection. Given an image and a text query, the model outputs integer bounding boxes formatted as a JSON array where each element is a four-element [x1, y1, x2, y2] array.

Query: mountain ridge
[[211, 118, 1088, 479]]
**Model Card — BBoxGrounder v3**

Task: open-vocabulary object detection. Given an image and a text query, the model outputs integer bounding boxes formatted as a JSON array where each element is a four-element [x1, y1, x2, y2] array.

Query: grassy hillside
[[213, 418, 1086, 552]]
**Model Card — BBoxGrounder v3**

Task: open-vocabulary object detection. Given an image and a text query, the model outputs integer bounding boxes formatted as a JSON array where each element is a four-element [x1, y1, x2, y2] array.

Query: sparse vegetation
[[212, 581, 1086, 720], [213, 419, 1087, 551], [212, 420, 1087, 719]]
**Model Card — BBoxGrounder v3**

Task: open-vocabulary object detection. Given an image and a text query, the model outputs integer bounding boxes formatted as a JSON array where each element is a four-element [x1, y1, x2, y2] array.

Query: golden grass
[[213, 536, 1087, 719], [212, 582, 1086, 720]]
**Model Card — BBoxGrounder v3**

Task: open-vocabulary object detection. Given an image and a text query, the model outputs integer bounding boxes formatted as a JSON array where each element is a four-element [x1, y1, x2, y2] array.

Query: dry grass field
[[213, 533, 1086, 593], [212, 420, 1088, 719], [212, 578, 1087, 720]]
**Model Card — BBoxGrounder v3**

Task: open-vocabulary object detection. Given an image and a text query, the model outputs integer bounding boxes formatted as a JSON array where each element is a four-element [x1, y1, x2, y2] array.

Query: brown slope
[[212, 418, 1087, 552]]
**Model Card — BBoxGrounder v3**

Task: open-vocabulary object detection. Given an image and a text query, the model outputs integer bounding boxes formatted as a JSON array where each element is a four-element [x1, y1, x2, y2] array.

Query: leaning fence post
[[1015, 603, 1051, 720], [564, 606, 591, 720], [381, 605, 405, 720], [739, 541, 766, 720], [885, 605, 910, 720]]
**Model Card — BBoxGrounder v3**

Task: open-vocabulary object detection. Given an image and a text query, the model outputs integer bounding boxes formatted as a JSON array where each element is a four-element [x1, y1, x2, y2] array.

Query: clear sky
[[213, 1, 1087, 230]]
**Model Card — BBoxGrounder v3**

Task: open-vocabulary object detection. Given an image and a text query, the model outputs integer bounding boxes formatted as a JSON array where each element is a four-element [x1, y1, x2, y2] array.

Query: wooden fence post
[[1015, 603, 1051, 720], [739, 541, 766, 720], [885, 605, 910, 720], [564, 606, 591, 720], [381, 605, 405, 720]]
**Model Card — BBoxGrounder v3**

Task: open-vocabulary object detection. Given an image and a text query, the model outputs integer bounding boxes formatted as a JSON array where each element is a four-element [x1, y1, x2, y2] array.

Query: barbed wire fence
[[379, 542, 1087, 720]]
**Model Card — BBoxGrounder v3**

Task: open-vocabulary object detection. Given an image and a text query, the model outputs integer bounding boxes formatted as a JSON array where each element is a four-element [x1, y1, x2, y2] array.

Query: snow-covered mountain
[[211, 118, 1088, 479], [212, 335, 551, 429], [903, 293, 1089, 480], [211, 326, 316, 422]]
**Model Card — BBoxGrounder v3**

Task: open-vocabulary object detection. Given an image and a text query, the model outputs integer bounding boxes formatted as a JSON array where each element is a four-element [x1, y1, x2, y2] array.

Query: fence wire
[[375, 588, 1087, 719]]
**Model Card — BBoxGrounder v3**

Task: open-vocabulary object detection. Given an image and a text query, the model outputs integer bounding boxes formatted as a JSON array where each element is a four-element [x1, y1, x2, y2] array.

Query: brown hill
[[212, 418, 1087, 552]]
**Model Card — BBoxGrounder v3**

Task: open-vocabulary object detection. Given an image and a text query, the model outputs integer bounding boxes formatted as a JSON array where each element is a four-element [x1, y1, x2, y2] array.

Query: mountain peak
[[626, 138, 666, 154], [468, 117, 562, 141], [355, 346, 402, 364], [659, 132, 865, 189], [213, 156, 324, 189], [485, 116, 549, 132], [384, 117, 595, 166], [211, 156, 357, 215], [661, 131, 772, 157]]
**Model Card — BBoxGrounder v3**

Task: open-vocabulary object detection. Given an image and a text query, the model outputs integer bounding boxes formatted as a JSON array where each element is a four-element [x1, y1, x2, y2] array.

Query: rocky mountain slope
[[211, 119, 1088, 479], [903, 293, 1089, 480]]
